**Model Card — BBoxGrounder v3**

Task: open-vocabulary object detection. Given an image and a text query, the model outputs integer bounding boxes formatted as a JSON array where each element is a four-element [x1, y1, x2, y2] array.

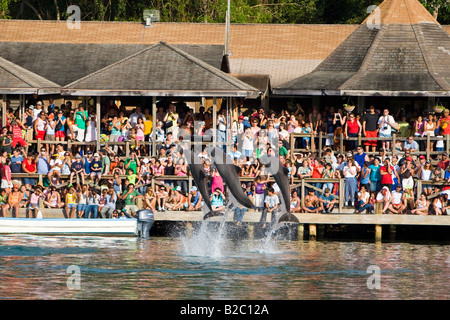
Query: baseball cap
[[87, 150, 93, 154], [94, 153, 99, 157], [406, 157, 413, 161], [190, 186, 197, 192], [419, 155, 426, 159], [75, 154, 81, 159], [174, 186, 181, 191], [238, 115, 244, 120]]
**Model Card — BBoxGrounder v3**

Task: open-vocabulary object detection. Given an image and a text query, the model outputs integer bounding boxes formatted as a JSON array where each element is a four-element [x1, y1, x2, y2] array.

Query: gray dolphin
[[182, 147, 223, 220], [260, 154, 299, 223], [208, 147, 255, 210]]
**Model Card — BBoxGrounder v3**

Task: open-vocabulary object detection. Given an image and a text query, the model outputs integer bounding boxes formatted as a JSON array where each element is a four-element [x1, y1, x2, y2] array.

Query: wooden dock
[[4, 208, 450, 242]]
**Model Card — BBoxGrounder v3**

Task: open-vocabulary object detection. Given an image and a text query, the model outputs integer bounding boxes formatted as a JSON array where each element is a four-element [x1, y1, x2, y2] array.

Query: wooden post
[[340, 133, 344, 153], [96, 96, 101, 152], [389, 225, 396, 241], [392, 133, 397, 157], [426, 133, 431, 160], [152, 96, 157, 157], [446, 135, 449, 155], [375, 201, 382, 242], [318, 131, 323, 158], [212, 97, 217, 148], [297, 224, 304, 241], [248, 224, 254, 240], [185, 222, 193, 238], [309, 224, 317, 240], [338, 178, 344, 211], [1, 94, 6, 128], [301, 178, 305, 209]]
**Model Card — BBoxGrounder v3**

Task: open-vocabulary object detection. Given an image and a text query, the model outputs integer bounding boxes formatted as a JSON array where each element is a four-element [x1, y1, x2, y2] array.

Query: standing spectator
[[34, 112, 47, 141], [369, 157, 382, 193], [1, 158, 13, 192], [380, 157, 394, 192], [11, 118, 28, 154], [378, 109, 398, 151], [54, 110, 67, 142], [22, 153, 37, 190], [164, 104, 179, 140], [65, 186, 78, 219], [344, 113, 362, 152], [217, 109, 227, 152], [74, 105, 87, 142], [45, 113, 56, 155], [124, 151, 140, 174], [362, 105, 379, 153], [343, 156, 359, 207], [85, 187, 100, 219], [77, 184, 89, 218], [109, 115, 122, 154]]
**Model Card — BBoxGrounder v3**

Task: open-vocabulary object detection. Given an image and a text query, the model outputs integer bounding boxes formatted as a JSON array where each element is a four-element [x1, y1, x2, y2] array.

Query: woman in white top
[[85, 113, 97, 142], [343, 157, 358, 207], [242, 128, 254, 158], [418, 161, 433, 196], [411, 192, 429, 215]]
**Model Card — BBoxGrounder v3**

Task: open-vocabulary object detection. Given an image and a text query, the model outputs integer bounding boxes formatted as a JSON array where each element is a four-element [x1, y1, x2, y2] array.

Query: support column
[[248, 225, 254, 240], [96, 96, 101, 152], [212, 97, 217, 148], [1, 94, 6, 128], [297, 224, 304, 241], [309, 224, 317, 240], [375, 202, 383, 242], [152, 96, 157, 157]]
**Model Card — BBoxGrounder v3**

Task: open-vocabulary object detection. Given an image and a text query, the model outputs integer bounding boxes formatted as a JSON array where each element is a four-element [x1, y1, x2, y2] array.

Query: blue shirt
[[37, 156, 49, 174], [369, 164, 381, 181]]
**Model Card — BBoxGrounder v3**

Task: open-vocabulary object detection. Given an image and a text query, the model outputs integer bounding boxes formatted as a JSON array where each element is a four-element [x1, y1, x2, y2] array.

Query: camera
[[383, 126, 388, 130]]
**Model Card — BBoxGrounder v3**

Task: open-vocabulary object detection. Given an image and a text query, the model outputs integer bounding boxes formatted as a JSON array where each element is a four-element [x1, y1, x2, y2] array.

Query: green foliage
[[2, 0, 450, 24]]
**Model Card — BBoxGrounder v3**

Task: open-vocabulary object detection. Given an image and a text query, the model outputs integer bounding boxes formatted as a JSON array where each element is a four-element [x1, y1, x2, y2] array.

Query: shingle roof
[[0, 56, 60, 94], [0, 20, 357, 87], [274, 0, 450, 96], [0, 42, 224, 86], [62, 41, 260, 98]]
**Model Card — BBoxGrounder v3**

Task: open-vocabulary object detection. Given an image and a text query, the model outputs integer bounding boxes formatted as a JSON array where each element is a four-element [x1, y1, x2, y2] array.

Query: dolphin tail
[[277, 213, 299, 224], [203, 211, 224, 220]]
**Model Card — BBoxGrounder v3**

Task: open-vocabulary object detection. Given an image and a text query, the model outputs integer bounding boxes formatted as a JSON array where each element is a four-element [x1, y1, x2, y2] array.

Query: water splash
[[181, 210, 232, 258]]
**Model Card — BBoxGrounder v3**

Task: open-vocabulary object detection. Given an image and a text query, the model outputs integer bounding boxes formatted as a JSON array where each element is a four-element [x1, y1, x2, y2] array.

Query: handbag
[[165, 120, 173, 129]]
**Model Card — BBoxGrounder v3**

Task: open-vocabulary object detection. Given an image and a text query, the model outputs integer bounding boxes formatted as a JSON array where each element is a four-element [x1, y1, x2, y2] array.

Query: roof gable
[[62, 42, 259, 97]]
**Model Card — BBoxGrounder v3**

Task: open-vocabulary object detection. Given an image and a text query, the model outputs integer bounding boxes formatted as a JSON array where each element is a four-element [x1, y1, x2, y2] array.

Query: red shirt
[[380, 165, 393, 185], [347, 120, 359, 134], [23, 159, 36, 173]]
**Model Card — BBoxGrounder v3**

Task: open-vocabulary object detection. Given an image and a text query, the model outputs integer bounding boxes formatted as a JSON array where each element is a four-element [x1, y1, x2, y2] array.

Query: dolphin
[[208, 147, 255, 210], [260, 154, 299, 224], [182, 147, 223, 220]]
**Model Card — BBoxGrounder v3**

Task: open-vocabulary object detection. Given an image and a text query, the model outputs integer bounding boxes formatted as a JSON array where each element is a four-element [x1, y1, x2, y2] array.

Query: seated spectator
[[121, 184, 143, 218], [210, 188, 226, 211], [319, 188, 336, 213], [403, 136, 419, 152], [69, 154, 85, 187], [355, 185, 374, 214], [186, 186, 202, 211], [260, 186, 279, 229], [100, 188, 118, 219], [302, 189, 322, 213], [27, 187, 43, 218], [89, 153, 103, 186], [144, 187, 157, 211], [155, 185, 168, 211], [165, 186, 185, 211], [411, 192, 429, 216], [44, 186, 64, 209], [376, 186, 391, 214], [290, 190, 301, 213], [85, 187, 100, 219], [48, 154, 63, 186], [2, 184, 22, 217]]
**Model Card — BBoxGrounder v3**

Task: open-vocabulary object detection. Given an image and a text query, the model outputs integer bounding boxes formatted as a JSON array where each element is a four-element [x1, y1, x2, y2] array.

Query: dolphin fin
[[203, 211, 224, 220], [234, 165, 242, 174], [277, 213, 299, 223]]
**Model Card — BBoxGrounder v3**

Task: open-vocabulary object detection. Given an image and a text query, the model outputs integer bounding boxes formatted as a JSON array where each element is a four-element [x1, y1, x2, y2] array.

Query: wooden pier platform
[[3, 208, 450, 242]]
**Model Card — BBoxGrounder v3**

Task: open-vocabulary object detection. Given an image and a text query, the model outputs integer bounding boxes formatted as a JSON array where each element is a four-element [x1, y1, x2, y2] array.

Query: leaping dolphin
[[182, 147, 223, 220], [208, 147, 255, 210], [260, 154, 299, 224]]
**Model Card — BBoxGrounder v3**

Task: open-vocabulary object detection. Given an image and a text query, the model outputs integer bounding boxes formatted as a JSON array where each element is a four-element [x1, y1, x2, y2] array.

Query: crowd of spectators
[[0, 96, 450, 220]]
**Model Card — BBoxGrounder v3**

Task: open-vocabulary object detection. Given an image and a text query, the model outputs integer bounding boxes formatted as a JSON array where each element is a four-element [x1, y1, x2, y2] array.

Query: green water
[[0, 234, 449, 300]]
